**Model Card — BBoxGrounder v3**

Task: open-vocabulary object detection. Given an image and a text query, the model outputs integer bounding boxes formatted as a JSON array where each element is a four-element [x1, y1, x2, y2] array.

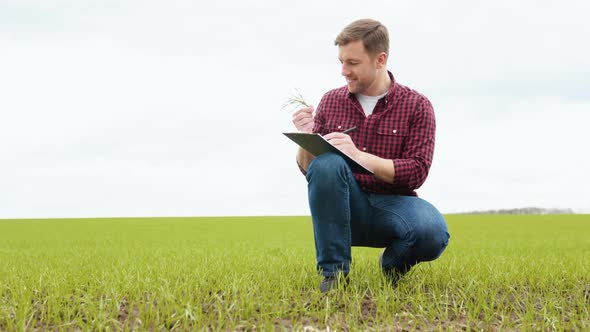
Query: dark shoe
[[380, 251, 409, 284], [319, 274, 349, 293]]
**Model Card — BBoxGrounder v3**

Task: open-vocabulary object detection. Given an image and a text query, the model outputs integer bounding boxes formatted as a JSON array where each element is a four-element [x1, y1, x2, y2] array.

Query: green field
[[1, 215, 589, 331]]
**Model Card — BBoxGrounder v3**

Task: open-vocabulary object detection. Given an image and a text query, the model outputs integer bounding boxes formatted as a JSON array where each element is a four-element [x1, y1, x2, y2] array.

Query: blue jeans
[[306, 153, 450, 277]]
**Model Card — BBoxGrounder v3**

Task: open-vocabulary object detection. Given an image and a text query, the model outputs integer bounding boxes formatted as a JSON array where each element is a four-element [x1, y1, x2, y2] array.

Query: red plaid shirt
[[300, 71, 436, 196]]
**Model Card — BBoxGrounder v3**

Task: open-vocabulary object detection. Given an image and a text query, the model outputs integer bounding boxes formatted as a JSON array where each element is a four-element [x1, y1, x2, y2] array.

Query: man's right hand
[[292, 106, 315, 133]]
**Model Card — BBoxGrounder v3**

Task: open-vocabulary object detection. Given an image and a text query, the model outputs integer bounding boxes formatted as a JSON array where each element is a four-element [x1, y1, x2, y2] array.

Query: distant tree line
[[460, 207, 574, 215]]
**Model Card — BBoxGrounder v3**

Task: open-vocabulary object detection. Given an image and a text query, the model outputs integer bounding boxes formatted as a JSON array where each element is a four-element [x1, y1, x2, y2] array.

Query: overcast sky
[[1, 0, 589, 218]]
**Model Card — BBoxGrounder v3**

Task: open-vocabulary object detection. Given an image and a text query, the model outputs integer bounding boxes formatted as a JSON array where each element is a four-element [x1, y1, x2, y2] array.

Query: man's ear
[[376, 52, 388, 69]]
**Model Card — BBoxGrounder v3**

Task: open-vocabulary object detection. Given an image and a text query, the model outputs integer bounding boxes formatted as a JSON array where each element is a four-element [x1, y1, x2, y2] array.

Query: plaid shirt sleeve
[[392, 98, 435, 189]]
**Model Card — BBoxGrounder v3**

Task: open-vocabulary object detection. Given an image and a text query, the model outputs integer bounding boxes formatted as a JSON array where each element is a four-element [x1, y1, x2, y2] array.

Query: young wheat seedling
[[282, 89, 311, 113]]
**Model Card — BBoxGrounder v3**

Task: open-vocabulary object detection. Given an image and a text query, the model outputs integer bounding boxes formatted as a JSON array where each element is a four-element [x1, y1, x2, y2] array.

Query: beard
[[345, 75, 372, 95]]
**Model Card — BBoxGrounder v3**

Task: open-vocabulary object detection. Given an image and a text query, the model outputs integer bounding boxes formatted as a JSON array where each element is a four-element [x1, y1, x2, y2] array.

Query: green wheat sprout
[[282, 89, 311, 113]]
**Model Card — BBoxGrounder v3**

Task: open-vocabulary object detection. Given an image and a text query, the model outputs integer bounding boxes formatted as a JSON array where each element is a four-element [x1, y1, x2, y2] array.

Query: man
[[292, 18, 450, 292]]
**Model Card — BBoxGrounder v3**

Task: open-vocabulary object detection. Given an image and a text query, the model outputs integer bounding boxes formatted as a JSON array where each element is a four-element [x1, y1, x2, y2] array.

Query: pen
[[341, 126, 356, 134]]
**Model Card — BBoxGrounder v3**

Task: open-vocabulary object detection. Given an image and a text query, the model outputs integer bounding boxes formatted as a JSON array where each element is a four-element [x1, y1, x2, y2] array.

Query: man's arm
[[325, 98, 435, 189], [323, 133, 395, 184], [390, 98, 435, 189], [292, 105, 316, 173], [293, 99, 327, 174], [357, 152, 395, 184], [296, 147, 315, 173]]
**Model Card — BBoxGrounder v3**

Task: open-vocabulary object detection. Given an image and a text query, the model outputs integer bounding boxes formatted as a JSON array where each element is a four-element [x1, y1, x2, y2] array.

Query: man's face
[[338, 40, 380, 95]]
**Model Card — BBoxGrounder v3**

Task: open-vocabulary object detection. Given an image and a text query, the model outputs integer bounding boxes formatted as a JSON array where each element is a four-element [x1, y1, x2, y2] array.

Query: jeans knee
[[415, 223, 449, 262], [306, 153, 349, 182], [412, 205, 449, 262]]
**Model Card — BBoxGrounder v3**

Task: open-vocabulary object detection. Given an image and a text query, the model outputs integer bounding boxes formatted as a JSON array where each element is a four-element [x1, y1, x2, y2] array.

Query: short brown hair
[[334, 18, 389, 56]]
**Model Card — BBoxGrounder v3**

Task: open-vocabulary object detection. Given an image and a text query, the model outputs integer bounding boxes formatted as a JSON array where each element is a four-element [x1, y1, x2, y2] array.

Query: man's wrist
[[357, 151, 373, 170], [357, 151, 395, 184]]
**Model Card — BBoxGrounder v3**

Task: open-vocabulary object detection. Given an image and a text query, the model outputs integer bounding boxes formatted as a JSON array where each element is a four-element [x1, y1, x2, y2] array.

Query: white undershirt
[[356, 92, 388, 116]]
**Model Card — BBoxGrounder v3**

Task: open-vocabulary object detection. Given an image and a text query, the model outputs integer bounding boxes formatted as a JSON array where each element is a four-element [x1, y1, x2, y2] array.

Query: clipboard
[[283, 132, 374, 174]]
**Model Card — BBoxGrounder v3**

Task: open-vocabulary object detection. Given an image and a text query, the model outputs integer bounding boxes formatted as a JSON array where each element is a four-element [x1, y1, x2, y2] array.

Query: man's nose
[[341, 65, 349, 77]]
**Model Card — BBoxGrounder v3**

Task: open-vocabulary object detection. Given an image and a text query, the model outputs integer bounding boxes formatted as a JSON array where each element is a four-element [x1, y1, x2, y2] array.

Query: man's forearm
[[297, 148, 395, 184], [296, 147, 315, 172], [358, 152, 395, 184]]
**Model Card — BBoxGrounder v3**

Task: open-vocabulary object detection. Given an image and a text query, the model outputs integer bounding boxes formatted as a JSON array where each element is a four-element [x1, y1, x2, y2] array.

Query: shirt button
[[392, 129, 397, 134], [337, 125, 342, 129], [362, 147, 367, 151]]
